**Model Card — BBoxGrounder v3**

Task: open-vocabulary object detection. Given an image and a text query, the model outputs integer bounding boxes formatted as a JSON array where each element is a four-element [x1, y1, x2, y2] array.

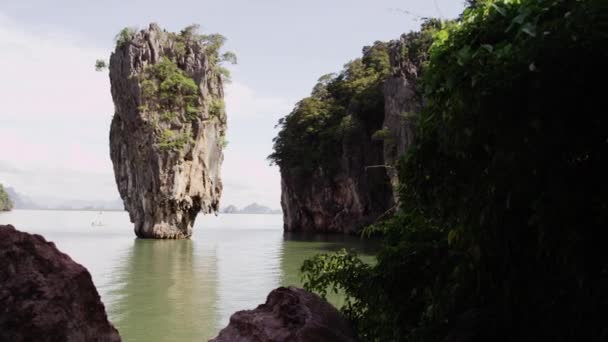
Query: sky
[[0, 0, 465, 209]]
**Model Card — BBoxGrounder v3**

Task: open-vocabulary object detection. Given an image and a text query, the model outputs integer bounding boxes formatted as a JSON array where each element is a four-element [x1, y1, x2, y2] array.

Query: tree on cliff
[[269, 41, 392, 174], [0, 184, 14, 211], [302, 0, 608, 340]]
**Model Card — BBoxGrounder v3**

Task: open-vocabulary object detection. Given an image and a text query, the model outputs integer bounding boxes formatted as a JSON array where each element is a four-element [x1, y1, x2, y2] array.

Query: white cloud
[[0, 13, 290, 208], [0, 14, 113, 120], [225, 81, 291, 120], [221, 80, 293, 208]]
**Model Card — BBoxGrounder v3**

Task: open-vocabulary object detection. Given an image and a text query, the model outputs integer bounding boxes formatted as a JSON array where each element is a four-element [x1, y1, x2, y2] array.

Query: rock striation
[[280, 131, 393, 234], [210, 286, 356, 342], [381, 30, 430, 203], [0, 224, 121, 342], [109, 23, 228, 238]]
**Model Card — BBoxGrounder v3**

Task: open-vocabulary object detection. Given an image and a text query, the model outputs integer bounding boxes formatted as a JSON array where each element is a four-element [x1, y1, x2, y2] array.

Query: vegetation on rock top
[[107, 24, 234, 152]]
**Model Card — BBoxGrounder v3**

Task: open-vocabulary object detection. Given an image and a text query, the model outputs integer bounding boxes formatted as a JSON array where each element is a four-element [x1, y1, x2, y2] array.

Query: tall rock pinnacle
[[109, 23, 229, 238]]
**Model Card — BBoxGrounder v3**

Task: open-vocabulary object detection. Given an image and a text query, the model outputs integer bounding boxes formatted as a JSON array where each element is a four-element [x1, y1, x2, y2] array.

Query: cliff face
[[382, 31, 430, 202], [275, 26, 435, 234], [280, 124, 393, 234], [109, 24, 227, 239]]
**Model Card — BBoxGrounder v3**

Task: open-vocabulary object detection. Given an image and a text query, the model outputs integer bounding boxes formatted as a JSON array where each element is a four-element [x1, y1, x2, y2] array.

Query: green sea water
[[0, 209, 376, 341]]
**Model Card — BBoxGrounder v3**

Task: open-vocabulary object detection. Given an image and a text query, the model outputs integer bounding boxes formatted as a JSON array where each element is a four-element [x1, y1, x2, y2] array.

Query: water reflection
[[0, 211, 377, 340], [107, 239, 218, 342], [280, 232, 379, 307]]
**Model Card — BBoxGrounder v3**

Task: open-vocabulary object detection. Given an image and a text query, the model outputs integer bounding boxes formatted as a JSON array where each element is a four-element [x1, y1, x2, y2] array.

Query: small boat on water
[[91, 211, 105, 227]]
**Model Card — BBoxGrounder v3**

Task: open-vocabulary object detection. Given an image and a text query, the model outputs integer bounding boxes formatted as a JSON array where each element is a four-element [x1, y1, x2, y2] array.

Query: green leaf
[[521, 23, 537, 37], [491, 3, 507, 17], [513, 13, 527, 25], [457, 45, 473, 66], [448, 229, 458, 246]]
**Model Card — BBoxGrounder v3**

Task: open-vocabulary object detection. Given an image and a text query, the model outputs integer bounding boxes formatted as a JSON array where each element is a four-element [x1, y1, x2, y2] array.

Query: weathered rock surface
[[0, 224, 121, 342], [381, 32, 427, 203], [210, 286, 356, 342], [109, 23, 227, 238], [280, 138, 393, 234]]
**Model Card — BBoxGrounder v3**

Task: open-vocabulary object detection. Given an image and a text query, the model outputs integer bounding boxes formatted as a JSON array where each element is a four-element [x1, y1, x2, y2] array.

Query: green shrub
[[371, 128, 392, 141], [208, 98, 225, 117], [157, 129, 192, 151], [219, 135, 229, 149], [139, 57, 199, 116], [94, 59, 107, 71], [161, 111, 178, 121], [115, 27, 137, 47], [221, 51, 237, 65], [185, 105, 199, 120]]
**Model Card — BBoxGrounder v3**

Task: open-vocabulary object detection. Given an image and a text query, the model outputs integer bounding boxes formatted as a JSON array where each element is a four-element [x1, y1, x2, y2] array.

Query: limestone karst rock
[[210, 287, 356, 342], [109, 23, 228, 238], [274, 26, 434, 234], [0, 225, 121, 342], [381, 31, 429, 204]]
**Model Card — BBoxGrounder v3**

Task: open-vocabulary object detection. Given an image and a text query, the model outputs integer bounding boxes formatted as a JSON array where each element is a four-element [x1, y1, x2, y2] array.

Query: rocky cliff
[[381, 27, 435, 202], [272, 23, 438, 234], [109, 24, 230, 238], [279, 123, 393, 234]]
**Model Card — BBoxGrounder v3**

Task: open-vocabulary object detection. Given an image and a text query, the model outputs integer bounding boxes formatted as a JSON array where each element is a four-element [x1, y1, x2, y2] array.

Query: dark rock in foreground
[[0, 225, 121, 342], [210, 286, 356, 342]]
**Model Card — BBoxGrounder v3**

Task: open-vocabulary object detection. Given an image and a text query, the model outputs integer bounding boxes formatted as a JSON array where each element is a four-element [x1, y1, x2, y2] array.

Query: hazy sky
[[0, 0, 465, 208]]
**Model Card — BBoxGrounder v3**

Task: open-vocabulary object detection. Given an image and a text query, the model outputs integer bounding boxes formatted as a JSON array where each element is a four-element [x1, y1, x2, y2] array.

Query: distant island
[[3, 187, 124, 211], [220, 203, 281, 215]]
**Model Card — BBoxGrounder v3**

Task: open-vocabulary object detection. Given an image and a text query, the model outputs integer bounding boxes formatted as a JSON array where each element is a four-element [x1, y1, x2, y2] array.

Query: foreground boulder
[[0, 225, 121, 342], [210, 286, 356, 342], [109, 23, 228, 238]]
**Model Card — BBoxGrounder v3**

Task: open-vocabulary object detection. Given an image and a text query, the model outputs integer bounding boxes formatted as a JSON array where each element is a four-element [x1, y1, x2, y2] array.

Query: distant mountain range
[[5, 187, 125, 211], [220, 203, 281, 215]]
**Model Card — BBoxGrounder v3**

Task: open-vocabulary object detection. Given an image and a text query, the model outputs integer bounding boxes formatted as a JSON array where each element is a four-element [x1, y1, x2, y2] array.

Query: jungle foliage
[[269, 21, 441, 176], [269, 41, 390, 174], [130, 24, 233, 151], [301, 0, 608, 341], [140, 57, 199, 116]]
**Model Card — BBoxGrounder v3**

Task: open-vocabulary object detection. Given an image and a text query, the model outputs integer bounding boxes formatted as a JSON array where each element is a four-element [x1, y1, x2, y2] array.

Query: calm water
[[0, 210, 375, 341]]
